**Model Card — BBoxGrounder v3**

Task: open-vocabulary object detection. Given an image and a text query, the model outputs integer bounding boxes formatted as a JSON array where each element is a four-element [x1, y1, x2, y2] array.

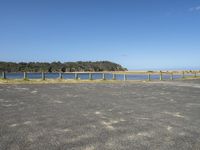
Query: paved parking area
[[0, 80, 200, 150]]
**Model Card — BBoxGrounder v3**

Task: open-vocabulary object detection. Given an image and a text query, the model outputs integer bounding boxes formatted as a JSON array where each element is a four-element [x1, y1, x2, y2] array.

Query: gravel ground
[[0, 80, 200, 150]]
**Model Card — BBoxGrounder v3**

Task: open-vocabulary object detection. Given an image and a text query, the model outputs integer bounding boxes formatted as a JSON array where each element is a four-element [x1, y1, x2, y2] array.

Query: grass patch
[[182, 76, 200, 80], [0, 78, 131, 84], [23, 78, 29, 81], [0, 76, 199, 84]]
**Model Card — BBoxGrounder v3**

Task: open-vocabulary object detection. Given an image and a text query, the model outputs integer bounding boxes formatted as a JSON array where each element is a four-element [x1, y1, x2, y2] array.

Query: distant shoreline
[[0, 61, 127, 72]]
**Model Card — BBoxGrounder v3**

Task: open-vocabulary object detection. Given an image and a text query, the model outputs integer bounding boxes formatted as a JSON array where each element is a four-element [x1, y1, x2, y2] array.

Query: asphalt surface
[[0, 80, 200, 150]]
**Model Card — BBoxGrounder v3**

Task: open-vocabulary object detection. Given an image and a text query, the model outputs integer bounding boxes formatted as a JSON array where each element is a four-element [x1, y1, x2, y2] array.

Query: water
[[0, 72, 197, 80]]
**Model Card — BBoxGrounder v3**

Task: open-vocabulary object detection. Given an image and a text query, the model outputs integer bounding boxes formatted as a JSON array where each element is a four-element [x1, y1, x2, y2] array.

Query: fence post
[[42, 72, 45, 80], [23, 72, 27, 80], [2, 72, 6, 79], [159, 71, 163, 81], [112, 73, 116, 80], [59, 72, 62, 79], [170, 72, 173, 80], [89, 73, 92, 80], [75, 73, 78, 80], [148, 73, 151, 81], [182, 71, 185, 78], [194, 72, 197, 78], [124, 74, 127, 81], [102, 73, 105, 80]]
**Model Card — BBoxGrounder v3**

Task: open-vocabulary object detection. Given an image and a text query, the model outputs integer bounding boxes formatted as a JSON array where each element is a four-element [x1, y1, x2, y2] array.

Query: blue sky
[[0, 0, 200, 70]]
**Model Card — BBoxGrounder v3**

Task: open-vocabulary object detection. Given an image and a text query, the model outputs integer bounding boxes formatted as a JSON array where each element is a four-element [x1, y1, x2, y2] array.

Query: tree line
[[0, 61, 127, 72]]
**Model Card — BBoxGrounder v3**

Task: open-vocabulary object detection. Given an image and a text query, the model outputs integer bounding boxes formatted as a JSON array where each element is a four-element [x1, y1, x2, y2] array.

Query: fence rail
[[1, 71, 200, 81]]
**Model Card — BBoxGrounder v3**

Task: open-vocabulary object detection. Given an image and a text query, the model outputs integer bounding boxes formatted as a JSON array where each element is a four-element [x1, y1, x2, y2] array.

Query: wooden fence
[[1, 71, 200, 81]]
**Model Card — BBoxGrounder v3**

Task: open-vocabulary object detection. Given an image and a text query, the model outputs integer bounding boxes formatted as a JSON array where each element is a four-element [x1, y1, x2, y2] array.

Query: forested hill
[[0, 61, 127, 72]]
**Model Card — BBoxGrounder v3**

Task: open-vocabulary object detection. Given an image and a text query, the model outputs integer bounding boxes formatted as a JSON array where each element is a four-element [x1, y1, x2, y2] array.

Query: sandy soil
[[0, 80, 200, 149]]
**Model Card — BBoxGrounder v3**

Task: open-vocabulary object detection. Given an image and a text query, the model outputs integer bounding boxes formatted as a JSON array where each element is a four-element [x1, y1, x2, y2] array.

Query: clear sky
[[0, 0, 200, 70]]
